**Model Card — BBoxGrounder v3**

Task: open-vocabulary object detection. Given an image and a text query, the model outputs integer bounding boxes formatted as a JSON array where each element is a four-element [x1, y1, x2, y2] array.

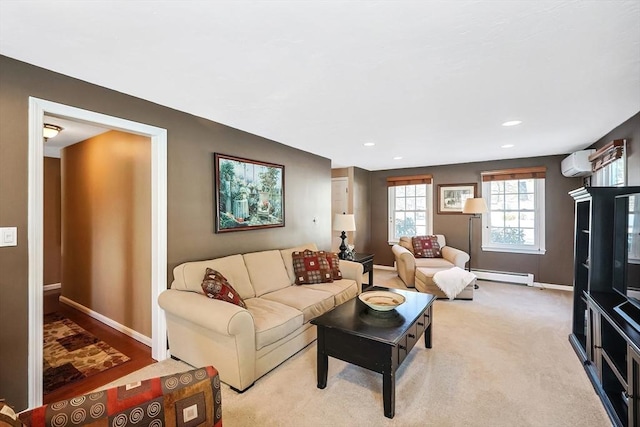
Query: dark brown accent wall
[[62, 131, 152, 336], [588, 112, 640, 185], [370, 155, 582, 285], [353, 167, 371, 253], [43, 157, 61, 285], [0, 55, 332, 410]]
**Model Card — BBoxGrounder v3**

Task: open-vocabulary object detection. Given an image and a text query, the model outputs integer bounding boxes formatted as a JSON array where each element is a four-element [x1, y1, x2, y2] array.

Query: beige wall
[[0, 55, 332, 409], [62, 131, 151, 336], [370, 155, 582, 285], [44, 157, 61, 285], [331, 167, 371, 253]]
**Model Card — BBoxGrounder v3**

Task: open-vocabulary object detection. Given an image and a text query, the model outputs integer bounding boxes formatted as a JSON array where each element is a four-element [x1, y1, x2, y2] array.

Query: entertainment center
[[569, 186, 640, 427]]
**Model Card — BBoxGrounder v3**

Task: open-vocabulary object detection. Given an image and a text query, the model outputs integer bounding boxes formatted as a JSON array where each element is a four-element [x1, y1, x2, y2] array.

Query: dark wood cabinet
[[569, 187, 640, 427], [351, 253, 374, 288]]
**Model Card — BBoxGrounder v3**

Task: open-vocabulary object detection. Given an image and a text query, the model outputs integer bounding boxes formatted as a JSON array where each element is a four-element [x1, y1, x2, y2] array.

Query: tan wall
[[370, 155, 582, 285], [62, 131, 151, 336], [0, 55, 332, 409], [331, 167, 371, 253], [44, 157, 61, 285]]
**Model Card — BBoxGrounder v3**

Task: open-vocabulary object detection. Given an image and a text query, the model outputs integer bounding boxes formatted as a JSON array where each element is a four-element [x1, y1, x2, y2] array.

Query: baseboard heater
[[471, 269, 534, 286]]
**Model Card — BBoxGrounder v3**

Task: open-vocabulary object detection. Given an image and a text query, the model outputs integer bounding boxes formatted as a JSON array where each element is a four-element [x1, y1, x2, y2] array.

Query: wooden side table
[[351, 253, 374, 288]]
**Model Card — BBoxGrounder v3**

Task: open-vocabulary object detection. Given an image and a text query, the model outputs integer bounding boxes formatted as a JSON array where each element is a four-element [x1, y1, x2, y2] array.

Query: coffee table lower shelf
[[312, 288, 434, 419]]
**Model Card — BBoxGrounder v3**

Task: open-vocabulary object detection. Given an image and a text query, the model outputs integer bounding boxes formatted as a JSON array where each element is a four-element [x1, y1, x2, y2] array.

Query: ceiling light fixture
[[43, 123, 63, 139], [501, 144, 515, 148], [393, 156, 403, 160], [363, 142, 375, 147], [502, 120, 522, 127]]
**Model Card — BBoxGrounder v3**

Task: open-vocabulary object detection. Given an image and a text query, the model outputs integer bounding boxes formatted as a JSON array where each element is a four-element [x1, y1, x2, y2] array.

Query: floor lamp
[[463, 198, 488, 288], [333, 213, 356, 260]]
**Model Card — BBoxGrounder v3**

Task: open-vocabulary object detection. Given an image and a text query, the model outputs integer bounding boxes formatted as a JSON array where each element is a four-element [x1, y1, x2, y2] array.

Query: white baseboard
[[59, 296, 151, 347], [472, 269, 534, 286], [533, 282, 573, 292], [43, 283, 61, 292]]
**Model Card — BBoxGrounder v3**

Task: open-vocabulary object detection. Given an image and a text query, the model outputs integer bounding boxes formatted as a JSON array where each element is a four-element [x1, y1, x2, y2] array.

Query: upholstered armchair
[[391, 235, 469, 288]]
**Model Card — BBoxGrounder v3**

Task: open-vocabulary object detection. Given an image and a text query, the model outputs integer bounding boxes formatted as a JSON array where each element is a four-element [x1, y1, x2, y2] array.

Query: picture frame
[[214, 153, 285, 232], [437, 183, 477, 214]]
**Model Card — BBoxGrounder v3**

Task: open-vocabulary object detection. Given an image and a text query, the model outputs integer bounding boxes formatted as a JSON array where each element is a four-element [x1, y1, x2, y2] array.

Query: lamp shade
[[463, 198, 488, 214], [333, 214, 356, 231]]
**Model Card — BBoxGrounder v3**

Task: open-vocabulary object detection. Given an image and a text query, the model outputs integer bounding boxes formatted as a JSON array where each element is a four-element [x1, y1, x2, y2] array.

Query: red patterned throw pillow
[[292, 250, 334, 285], [412, 235, 442, 258], [325, 252, 343, 280], [201, 268, 246, 308]]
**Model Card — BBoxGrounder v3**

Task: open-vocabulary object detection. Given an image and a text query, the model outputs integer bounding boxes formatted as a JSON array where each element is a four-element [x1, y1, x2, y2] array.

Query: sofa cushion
[[261, 286, 335, 323], [244, 298, 304, 350], [303, 279, 358, 306], [172, 254, 255, 299], [280, 243, 319, 284], [201, 268, 247, 308], [415, 257, 455, 269], [325, 252, 343, 280], [292, 250, 333, 285], [412, 235, 442, 258], [243, 250, 292, 297]]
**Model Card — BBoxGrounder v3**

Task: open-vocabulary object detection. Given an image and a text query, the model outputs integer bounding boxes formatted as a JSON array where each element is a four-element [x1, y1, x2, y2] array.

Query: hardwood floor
[[43, 293, 155, 404]]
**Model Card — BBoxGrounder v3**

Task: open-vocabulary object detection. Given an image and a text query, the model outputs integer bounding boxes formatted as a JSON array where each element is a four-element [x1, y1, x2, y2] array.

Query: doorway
[[28, 98, 168, 407]]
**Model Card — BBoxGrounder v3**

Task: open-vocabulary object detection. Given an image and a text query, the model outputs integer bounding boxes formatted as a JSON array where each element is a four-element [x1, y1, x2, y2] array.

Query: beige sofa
[[392, 235, 474, 299], [158, 243, 363, 392]]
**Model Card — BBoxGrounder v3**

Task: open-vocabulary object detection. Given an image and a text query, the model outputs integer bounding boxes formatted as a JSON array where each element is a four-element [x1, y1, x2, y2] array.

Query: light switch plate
[[0, 227, 17, 247]]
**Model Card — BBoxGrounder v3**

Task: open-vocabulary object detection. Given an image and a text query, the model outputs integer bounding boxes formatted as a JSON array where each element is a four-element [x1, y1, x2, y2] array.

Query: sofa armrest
[[158, 289, 255, 336], [392, 244, 416, 287], [441, 246, 470, 269], [339, 260, 364, 292]]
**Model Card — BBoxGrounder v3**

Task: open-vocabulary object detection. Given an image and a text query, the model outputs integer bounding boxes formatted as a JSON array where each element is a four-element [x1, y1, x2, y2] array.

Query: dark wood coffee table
[[311, 286, 436, 418]]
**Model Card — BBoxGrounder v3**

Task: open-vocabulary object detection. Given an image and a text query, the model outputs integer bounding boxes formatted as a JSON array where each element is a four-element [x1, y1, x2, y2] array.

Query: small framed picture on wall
[[437, 183, 477, 214]]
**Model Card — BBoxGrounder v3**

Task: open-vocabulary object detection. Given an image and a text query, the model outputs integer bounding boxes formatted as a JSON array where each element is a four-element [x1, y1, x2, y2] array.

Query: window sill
[[482, 246, 547, 255]]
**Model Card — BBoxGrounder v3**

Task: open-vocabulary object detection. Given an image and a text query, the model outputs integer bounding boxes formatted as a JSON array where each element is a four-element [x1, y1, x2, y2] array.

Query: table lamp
[[333, 214, 356, 260]]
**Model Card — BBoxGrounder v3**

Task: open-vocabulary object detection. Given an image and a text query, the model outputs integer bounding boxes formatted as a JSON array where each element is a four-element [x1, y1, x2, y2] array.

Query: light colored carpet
[[101, 269, 611, 426]]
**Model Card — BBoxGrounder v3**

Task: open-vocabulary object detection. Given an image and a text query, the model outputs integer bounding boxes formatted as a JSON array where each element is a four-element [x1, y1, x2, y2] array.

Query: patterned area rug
[[43, 313, 130, 395]]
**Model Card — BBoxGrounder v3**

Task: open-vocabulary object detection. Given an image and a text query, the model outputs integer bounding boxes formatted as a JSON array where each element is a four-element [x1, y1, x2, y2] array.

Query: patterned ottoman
[[17, 366, 222, 427]]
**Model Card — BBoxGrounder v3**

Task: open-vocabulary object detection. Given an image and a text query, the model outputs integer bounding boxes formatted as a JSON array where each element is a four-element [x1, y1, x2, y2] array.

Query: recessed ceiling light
[[363, 142, 375, 147], [502, 120, 522, 127], [501, 144, 515, 148], [393, 156, 403, 160]]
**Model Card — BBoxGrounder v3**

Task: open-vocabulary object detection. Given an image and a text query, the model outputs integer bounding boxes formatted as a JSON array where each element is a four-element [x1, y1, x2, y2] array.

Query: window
[[591, 139, 626, 187], [387, 175, 433, 243], [481, 167, 546, 255]]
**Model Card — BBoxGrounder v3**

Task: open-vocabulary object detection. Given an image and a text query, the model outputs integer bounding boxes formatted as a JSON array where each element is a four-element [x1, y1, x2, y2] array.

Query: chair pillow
[[325, 252, 343, 280], [292, 250, 334, 285], [412, 235, 442, 258], [201, 267, 247, 308]]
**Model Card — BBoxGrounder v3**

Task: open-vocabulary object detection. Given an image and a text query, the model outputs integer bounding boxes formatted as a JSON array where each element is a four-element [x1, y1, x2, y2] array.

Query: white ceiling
[[2, 1, 639, 170], [42, 115, 109, 157]]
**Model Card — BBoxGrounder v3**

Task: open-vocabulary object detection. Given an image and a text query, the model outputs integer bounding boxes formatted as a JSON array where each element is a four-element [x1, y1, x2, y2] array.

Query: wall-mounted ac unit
[[561, 150, 595, 177]]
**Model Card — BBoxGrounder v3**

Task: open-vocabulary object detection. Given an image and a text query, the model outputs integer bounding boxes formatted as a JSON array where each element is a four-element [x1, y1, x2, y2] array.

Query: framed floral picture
[[214, 153, 285, 232], [437, 183, 477, 214]]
